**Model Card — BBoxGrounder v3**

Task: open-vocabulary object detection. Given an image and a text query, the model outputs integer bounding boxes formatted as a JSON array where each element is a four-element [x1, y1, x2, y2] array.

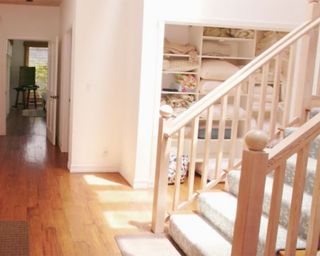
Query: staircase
[[151, 2, 320, 255], [169, 125, 320, 255]]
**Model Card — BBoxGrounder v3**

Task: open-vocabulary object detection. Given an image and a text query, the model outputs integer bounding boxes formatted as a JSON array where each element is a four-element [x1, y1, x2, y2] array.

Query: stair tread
[[199, 191, 306, 255], [285, 127, 320, 160], [170, 214, 231, 256], [286, 155, 317, 194], [228, 169, 312, 240]]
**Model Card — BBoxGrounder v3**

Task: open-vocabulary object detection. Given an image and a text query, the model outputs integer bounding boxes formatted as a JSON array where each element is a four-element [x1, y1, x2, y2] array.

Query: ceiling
[[0, 0, 62, 6]]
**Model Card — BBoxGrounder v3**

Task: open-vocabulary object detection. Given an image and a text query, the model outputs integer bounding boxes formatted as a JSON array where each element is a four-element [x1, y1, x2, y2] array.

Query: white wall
[[0, 4, 60, 135], [129, 0, 308, 188], [119, 0, 144, 186], [0, 0, 309, 188], [9, 40, 24, 109], [68, 0, 130, 172]]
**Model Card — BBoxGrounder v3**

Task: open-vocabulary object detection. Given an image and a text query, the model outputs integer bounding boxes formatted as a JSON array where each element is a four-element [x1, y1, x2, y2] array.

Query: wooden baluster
[[282, 44, 296, 127], [244, 76, 255, 134], [229, 86, 241, 169], [269, 55, 282, 137], [315, 25, 320, 96], [257, 63, 270, 130], [232, 130, 269, 256], [264, 162, 286, 256], [173, 127, 185, 211], [151, 105, 173, 233], [188, 116, 199, 200], [306, 149, 320, 255], [285, 145, 309, 254], [215, 96, 228, 178], [201, 105, 214, 189]]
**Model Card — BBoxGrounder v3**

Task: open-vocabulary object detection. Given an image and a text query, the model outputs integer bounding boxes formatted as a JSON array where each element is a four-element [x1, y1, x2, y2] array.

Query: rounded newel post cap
[[160, 105, 174, 118], [245, 130, 268, 151]]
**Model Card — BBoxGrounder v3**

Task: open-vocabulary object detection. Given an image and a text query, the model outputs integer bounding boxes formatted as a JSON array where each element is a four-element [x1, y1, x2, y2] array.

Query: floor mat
[[0, 221, 29, 256], [115, 233, 183, 256]]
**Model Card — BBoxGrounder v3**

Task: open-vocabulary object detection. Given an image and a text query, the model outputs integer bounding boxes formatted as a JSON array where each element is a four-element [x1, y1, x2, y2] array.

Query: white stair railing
[[152, 10, 320, 234]]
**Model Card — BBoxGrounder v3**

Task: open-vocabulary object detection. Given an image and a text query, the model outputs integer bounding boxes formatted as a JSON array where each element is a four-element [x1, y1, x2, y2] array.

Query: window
[[24, 41, 49, 96]]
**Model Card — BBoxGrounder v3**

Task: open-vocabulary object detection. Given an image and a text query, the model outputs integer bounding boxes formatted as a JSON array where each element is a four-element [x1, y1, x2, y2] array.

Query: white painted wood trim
[[69, 165, 118, 173]]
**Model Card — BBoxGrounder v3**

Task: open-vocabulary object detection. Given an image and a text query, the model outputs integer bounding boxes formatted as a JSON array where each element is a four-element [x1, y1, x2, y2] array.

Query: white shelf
[[202, 36, 254, 42], [162, 71, 198, 75], [161, 91, 198, 95], [201, 55, 254, 60], [164, 53, 199, 58]]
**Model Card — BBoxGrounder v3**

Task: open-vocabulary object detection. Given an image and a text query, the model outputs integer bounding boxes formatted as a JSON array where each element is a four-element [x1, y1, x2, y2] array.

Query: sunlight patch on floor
[[83, 175, 122, 186], [103, 211, 152, 229], [96, 190, 153, 203]]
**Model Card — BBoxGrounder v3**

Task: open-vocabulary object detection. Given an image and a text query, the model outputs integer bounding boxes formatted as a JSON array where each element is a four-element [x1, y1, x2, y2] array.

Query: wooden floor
[[3, 111, 151, 255], [2, 110, 223, 255]]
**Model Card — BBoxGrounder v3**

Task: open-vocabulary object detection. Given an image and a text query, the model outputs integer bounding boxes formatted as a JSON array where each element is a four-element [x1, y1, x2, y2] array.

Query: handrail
[[267, 112, 320, 172], [165, 18, 320, 137]]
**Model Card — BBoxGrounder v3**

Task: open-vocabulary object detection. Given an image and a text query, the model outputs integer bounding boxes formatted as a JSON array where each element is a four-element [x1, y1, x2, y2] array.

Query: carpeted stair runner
[[169, 124, 319, 256]]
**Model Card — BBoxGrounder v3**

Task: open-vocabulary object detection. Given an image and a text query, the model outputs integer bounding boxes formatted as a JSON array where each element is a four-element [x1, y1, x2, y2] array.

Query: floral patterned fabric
[[175, 74, 197, 92], [168, 153, 189, 185]]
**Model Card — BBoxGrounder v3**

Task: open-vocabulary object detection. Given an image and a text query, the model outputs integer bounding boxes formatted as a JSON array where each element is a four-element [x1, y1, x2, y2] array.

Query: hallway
[[1, 111, 153, 255]]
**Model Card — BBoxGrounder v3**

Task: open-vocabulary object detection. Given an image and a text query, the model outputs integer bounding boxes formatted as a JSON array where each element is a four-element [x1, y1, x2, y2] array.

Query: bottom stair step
[[169, 214, 231, 256], [199, 192, 306, 256]]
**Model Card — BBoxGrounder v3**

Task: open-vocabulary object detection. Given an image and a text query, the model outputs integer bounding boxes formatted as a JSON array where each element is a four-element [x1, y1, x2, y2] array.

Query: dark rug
[[21, 109, 46, 117], [0, 221, 29, 256]]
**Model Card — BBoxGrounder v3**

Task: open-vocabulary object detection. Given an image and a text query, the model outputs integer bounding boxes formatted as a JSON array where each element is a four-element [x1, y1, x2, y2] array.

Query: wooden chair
[[14, 66, 39, 109]]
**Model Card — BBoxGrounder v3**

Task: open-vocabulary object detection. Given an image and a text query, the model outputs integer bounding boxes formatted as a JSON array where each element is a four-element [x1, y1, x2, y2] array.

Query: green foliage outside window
[[35, 65, 48, 95]]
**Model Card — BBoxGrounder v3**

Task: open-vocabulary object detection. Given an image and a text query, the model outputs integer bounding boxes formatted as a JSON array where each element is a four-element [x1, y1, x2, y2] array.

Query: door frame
[[59, 27, 74, 153], [1, 35, 52, 134]]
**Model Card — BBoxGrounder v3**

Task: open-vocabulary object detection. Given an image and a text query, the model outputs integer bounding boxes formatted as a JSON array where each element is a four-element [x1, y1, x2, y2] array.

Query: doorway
[[7, 40, 48, 125], [5, 38, 59, 147]]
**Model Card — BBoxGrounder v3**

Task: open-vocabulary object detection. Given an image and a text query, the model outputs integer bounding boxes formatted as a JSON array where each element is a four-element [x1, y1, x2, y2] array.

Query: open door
[[46, 37, 59, 145]]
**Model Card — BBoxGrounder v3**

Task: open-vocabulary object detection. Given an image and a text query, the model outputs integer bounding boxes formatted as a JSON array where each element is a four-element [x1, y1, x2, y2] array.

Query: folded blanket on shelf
[[256, 31, 288, 55], [204, 27, 254, 39], [202, 41, 232, 56], [230, 29, 254, 39], [204, 27, 231, 37], [161, 94, 196, 109], [162, 59, 199, 72]]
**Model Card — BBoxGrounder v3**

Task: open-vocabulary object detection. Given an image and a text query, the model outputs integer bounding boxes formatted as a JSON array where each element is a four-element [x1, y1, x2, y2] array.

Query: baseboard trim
[[69, 165, 118, 173], [132, 179, 154, 189]]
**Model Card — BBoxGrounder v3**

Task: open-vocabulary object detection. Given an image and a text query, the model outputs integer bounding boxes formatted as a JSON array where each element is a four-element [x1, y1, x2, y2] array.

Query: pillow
[[168, 153, 189, 185], [200, 60, 240, 80], [200, 79, 246, 96], [199, 80, 222, 94]]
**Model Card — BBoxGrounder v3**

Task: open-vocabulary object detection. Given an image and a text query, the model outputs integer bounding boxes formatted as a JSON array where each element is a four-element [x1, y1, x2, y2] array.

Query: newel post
[[151, 105, 173, 233], [232, 130, 269, 256]]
